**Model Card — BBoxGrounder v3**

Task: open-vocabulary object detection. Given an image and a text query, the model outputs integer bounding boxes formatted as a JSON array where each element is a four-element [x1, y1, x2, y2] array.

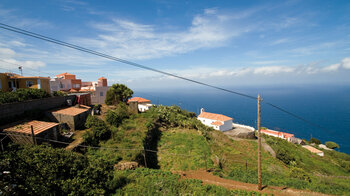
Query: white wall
[[197, 117, 232, 131], [138, 103, 153, 112], [50, 78, 72, 93], [91, 86, 110, 104]]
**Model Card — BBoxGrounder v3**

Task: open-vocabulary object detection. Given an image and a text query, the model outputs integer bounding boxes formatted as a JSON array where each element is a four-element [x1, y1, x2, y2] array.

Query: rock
[[114, 161, 139, 170]]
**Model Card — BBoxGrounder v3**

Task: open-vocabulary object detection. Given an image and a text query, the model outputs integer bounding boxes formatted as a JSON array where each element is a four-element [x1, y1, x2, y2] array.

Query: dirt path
[[65, 130, 86, 151], [175, 170, 330, 196]]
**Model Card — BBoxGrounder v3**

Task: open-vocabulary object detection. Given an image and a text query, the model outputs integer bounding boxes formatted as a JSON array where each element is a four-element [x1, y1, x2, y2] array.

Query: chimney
[[200, 108, 205, 113]]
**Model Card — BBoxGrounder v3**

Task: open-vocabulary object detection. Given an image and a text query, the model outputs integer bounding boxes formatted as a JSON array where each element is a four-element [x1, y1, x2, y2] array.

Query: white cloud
[[0, 48, 15, 58], [71, 9, 252, 60], [253, 66, 294, 75], [341, 58, 350, 69], [322, 63, 340, 72]]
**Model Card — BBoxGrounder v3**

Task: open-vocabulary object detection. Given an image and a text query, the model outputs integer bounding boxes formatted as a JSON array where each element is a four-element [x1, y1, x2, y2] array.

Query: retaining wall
[[0, 95, 76, 120]]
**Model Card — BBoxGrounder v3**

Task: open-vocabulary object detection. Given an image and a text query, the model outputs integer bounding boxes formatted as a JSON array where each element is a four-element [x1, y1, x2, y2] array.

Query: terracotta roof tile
[[260, 129, 294, 139], [3, 120, 59, 135], [53, 105, 90, 116], [198, 112, 232, 121], [128, 97, 151, 103]]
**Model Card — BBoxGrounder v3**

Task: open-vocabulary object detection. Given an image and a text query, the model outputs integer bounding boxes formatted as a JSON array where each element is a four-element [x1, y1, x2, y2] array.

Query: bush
[[0, 88, 51, 104], [106, 103, 129, 127], [325, 141, 340, 149], [276, 148, 295, 165], [52, 91, 67, 97], [84, 115, 111, 146], [289, 167, 311, 182], [310, 137, 321, 144]]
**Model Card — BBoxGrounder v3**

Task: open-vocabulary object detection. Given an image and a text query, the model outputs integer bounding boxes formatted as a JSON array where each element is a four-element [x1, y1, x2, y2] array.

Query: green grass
[[113, 168, 270, 196], [157, 128, 213, 171]]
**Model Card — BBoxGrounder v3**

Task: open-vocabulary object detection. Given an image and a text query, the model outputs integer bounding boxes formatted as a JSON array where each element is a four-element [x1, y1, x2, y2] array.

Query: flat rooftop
[[52, 105, 90, 116], [3, 120, 59, 135]]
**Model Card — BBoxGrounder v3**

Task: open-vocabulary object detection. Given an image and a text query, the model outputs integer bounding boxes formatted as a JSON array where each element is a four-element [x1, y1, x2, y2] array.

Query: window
[[26, 81, 33, 87], [100, 92, 103, 96], [73, 84, 80, 88], [59, 83, 65, 88]]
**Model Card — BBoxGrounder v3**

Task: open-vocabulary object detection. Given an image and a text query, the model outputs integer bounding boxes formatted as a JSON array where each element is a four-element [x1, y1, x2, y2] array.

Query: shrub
[[325, 141, 340, 149], [276, 148, 295, 165], [106, 103, 129, 127], [84, 115, 111, 146], [310, 137, 321, 144], [289, 167, 311, 182], [52, 91, 67, 96], [0, 88, 50, 104]]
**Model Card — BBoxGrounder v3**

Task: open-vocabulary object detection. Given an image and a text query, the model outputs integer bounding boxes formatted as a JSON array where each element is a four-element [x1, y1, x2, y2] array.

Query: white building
[[91, 86, 110, 104], [50, 77, 72, 92], [127, 97, 153, 112], [197, 108, 233, 131]]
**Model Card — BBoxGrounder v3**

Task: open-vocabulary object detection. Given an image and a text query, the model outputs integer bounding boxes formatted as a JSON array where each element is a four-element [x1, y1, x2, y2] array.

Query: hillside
[[86, 104, 350, 195], [1, 104, 349, 195]]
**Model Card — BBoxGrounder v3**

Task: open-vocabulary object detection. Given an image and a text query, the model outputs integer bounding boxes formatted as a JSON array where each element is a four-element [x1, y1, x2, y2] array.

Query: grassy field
[[84, 105, 350, 195]]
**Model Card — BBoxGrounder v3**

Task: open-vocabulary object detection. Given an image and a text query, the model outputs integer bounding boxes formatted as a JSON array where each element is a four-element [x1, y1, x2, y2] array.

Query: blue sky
[[0, 0, 349, 90]]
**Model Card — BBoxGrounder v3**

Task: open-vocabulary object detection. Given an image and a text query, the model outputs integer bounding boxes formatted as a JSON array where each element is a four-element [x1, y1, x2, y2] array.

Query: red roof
[[211, 121, 224, 126], [260, 129, 294, 139], [98, 77, 107, 80], [3, 120, 59, 135], [127, 97, 151, 103], [52, 105, 90, 116], [198, 111, 232, 121], [57, 72, 74, 77]]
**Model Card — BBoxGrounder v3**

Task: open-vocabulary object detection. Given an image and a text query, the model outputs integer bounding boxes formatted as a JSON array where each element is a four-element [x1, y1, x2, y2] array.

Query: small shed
[[2, 120, 59, 145], [302, 145, 324, 156], [48, 105, 91, 130]]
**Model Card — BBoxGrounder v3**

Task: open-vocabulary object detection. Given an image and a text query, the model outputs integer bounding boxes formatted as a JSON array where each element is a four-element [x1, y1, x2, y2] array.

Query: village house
[[303, 145, 324, 156], [54, 72, 82, 91], [260, 128, 295, 142], [81, 77, 110, 104], [127, 97, 153, 112], [0, 72, 51, 93], [2, 120, 59, 145], [197, 108, 233, 131], [47, 105, 91, 130]]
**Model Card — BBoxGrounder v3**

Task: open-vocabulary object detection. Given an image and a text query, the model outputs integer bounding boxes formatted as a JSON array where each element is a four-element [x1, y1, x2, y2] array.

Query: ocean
[[134, 84, 350, 154]]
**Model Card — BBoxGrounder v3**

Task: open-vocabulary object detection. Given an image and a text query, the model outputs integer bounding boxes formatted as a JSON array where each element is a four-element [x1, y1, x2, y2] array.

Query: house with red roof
[[197, 108, 233, 131], [128, 97, 153, 112], [260, 128, 295, 142]]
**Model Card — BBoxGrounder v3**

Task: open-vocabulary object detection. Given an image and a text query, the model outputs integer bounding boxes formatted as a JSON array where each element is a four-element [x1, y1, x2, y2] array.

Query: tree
[[310, 137, 321, 144], [105, 84, 133, 105], [325, 141, 340, 149]]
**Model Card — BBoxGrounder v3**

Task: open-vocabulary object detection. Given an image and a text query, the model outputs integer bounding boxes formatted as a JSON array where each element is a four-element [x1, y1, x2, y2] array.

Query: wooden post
[[204, 153, 208, 171], [31, 125, 36, 145], [257, 94, 262, 190], [143, 149, 148, 168]]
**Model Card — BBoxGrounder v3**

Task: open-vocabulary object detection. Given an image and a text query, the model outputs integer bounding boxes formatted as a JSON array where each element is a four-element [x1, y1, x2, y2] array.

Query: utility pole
[[257, 94, 262, 190], [18, 66, 23, 76]]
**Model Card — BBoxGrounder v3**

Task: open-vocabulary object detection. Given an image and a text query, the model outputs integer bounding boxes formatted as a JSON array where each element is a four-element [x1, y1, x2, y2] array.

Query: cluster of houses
[[196, 108, 325, 157], [0, 71, 326, 156], [0, 72, 110, 104]]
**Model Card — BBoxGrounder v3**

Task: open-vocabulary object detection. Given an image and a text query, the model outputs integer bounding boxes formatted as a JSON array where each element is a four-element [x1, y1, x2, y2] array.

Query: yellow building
[[0, 73, 51, 93]]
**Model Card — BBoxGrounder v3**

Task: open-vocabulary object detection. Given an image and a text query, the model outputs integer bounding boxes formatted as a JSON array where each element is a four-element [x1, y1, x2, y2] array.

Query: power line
[[0, 23, 257, 100], [0, 23, 334, 134], [0, 58, 52, 77]]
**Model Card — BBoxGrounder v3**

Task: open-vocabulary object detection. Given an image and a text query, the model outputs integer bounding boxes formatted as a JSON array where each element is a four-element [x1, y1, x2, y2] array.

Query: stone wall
[[0, 95, 76, 121]]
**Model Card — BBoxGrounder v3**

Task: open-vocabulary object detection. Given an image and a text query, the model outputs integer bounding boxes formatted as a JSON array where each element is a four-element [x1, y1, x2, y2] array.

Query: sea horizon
[[134, 84, 350, 154]]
